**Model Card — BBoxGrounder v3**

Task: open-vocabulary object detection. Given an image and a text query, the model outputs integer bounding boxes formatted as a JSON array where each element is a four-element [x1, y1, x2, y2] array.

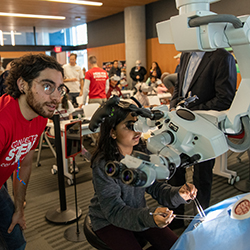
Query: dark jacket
[[130, 66, 147, 82], [170, 49, 237, 111], [89, 155, 186, 232], [109, 66, 121, 77]]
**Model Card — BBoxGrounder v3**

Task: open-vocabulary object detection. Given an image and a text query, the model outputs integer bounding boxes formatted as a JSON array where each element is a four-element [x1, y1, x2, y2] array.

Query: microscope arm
[[156, 0, 250, 152], [90, 0, 250, 185]]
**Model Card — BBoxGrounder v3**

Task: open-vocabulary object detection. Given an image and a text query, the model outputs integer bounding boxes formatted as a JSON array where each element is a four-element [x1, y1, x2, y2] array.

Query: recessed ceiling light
[[11, 30, 15, 46], [75, 16, 81, 21], [0, 12, 65, 20], [3, 32, 22, 35], [47, 0, 103, 6], [0, 30, 3, 46]]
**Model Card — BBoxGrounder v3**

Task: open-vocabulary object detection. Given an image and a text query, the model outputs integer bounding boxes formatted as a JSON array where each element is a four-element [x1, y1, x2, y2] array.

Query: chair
[[83, 103, 100, 146], [83, 103, 100, 119], [77, 95, 89, 106], [83, 214, 111, 250], [83, 214, 148, 250]]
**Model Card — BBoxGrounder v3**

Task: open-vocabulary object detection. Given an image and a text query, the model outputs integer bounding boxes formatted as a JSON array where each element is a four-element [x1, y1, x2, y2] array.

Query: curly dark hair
[[5, 53, 64, 99], [91, 104, 147, 165]]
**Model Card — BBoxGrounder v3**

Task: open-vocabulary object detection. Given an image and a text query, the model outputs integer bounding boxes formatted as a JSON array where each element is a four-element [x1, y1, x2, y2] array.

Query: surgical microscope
[[89, 0, 250, 189]]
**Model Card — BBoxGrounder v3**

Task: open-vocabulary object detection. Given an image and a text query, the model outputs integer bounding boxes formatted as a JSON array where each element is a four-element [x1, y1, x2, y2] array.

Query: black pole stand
[[46, 115, 81, 223], [64, 157, 85, 242], [234, 149, 250, 192]]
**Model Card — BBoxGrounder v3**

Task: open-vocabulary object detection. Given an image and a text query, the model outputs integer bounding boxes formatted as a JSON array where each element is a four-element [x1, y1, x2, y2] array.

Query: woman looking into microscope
[[88, 101, 197, 250]]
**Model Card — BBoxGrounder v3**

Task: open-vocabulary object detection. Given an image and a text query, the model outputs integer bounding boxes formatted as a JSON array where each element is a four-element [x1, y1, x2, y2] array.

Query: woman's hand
[[179, 183, 197, 201], [152, 207, 175, 228]]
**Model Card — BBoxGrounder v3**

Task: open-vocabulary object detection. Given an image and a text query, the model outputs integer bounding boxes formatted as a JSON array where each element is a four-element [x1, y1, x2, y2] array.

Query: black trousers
[[95, 224, 178, 250]]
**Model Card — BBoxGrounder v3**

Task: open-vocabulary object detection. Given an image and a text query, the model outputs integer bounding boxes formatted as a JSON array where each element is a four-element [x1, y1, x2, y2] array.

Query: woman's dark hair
[[91, 104, 147, 165], [61, 94, 69, 110], [5, 53, 64, 99], [150, 62, 162, 79], [152, 61, 160, 69]]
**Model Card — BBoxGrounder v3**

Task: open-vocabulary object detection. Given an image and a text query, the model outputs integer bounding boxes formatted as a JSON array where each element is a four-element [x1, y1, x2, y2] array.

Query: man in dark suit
[[171, 49, 236, 111], [169, 48, 237, 228]]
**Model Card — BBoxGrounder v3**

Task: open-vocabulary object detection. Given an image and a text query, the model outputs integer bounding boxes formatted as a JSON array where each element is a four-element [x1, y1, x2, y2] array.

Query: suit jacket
[[170, 49, 237, 111]]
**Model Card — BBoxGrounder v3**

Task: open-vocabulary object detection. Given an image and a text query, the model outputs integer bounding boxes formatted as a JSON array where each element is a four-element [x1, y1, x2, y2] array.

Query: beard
[[26, 89, 58, 118]]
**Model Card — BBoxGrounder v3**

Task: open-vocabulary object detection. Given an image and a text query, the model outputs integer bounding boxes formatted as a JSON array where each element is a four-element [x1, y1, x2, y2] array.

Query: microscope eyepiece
[[121, 168, 147, 187], [105, 161, 127, 178]]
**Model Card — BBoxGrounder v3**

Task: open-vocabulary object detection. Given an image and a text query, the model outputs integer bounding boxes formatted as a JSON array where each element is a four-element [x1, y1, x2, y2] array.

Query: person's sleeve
[[62, 65, 67, 78], [190, 53, 237, 111], [145, 78, 150, 85], [145, 96, 150, 107], [170, 73, 181, 109], [146, 181, 186, 209], [139, 67, 147, 82], [92, 160, 157, 231], [82, 79, 90, 104], [79, 68, 84, 79], [84, 71, 91, 81], [130, 68, 136, 81], [109, 67, 115, 76], [105, 79, 109, 94]]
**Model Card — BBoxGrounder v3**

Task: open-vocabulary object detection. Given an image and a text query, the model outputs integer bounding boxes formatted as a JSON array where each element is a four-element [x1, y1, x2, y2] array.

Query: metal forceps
[[149, 212, 204, 221], [193, 196, 206, 218], [185, 183, 206, 218]]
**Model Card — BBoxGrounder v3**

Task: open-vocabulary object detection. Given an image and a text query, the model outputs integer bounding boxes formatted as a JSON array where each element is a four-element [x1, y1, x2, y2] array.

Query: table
[[157, 92, 172, 100], [121, 90, 172, 100], [72, 107, 83, 117], [170, 193, 250, 250]]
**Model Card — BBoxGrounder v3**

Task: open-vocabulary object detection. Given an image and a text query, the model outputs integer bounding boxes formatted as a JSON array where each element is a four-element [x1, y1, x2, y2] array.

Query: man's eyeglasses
[[42, 82, 67, 97]]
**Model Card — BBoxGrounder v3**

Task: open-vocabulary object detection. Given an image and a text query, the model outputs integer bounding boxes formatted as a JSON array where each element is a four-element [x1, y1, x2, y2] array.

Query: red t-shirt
[[85, 67, 109, 99], [0, 94, 47, 188]]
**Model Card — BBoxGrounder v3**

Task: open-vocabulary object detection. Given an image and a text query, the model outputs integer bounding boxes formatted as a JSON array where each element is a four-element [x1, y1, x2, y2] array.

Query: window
[[49, 23, 87, 46], [0, 23, 87, 46]]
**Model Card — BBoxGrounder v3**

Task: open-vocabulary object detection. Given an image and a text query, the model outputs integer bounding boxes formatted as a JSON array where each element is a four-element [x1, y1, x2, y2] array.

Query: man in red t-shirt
[[0, 54, 65, 250], [82, 55, 109, 105]]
